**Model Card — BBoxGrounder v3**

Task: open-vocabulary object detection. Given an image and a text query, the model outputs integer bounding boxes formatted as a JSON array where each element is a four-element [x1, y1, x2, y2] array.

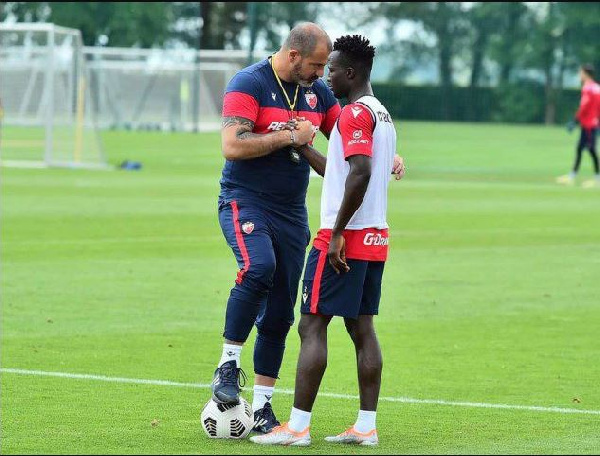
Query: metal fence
[[84, 47, 257, 132]]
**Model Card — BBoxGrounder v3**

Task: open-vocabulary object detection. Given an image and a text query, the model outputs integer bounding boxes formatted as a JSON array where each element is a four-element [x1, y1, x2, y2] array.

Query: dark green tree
[[368, 2, 468, 88], [2, 2, 172, 47], [248, 2, 319, 53], [362, 2, 469, 119], [167, 2, 319, 53], [487, 2, 530, 85], [561, 2, 600, 75], [466, 2, 505, 88], [518, 2, 568, 124]]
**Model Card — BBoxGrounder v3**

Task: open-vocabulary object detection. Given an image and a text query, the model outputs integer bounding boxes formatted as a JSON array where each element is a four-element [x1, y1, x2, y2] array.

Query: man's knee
[[296, 315, 330, 373], [345, 317, 373, 344], [257, 319, 292, 345], [298, 314, 330, 342], [254, 319, 294, 361], [241, 257, 276, 290], [344, 316, 377, 344]]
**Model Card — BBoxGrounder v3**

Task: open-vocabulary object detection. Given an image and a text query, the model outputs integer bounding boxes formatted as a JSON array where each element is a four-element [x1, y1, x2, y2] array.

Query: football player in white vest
[[251, 34, 405, 447]]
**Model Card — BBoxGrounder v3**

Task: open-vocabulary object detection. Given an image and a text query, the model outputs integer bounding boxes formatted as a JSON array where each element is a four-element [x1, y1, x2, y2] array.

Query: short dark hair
[[333, 35, 376, 73], [581, 64, 595, 79]]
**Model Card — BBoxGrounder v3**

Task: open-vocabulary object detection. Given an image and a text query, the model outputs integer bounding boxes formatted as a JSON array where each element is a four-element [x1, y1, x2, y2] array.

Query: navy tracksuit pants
[[218, 199, 310, 378]]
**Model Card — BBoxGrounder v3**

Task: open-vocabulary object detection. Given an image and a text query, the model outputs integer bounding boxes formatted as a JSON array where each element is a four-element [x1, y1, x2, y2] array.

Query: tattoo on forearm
[[236, 128, 256, 140], [222, 116, 254, 130], [222, 116, 260, 141]]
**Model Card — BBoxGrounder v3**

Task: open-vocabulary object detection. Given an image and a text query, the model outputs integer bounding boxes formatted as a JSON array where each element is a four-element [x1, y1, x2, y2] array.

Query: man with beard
[[211, 22, 341, 433]]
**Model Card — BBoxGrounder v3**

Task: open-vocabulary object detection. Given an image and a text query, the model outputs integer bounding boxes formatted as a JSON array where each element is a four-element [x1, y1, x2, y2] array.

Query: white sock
[[218, 343, 242, 368], [569, 171, 577, 178], [288, 407, 311, 433], [354, 410, 377, 433], [252, 385, 274, 412]]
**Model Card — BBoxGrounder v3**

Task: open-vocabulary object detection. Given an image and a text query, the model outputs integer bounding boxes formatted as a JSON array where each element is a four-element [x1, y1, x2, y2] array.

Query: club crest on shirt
[[242, 221, 254, 234], [353, 129, 363, 139], [305, 93, 317, 109]]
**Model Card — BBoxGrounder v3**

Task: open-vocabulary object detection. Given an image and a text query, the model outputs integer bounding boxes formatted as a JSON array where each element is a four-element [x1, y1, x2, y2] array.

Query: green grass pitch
[[1, 122, 599, 454]]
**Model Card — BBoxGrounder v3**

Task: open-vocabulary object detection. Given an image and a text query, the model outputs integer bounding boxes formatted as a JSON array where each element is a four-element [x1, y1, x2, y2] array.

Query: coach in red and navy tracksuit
[[209, 23, 341, 432]]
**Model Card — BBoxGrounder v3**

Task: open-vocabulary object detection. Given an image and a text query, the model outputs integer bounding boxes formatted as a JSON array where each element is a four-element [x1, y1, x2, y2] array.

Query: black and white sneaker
[[211, 360, 247, 405], [253, 402, 280, 434]]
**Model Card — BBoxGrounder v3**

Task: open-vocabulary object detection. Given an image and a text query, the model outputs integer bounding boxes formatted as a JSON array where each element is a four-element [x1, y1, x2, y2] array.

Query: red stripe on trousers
[[231, 201, 250, 285], [310, 249, 328, 314]]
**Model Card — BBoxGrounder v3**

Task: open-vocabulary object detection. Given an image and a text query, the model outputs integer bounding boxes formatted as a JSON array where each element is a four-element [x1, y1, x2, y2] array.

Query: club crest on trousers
[[242, 221, 254, 234]]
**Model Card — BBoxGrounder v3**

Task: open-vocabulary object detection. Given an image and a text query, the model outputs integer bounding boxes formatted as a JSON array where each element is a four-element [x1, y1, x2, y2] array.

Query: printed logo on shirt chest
[[305, 93, 318, 109]]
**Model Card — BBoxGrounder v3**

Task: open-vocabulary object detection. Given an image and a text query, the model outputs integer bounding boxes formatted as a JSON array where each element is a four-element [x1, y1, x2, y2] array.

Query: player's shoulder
[[339, 102, 376, 127], [341, 101, 365, 114], [355, 95, 387, 111], [311, 78, 331, 95], [357, 96, 394, 124], [583, 81, 600, 94], [345, 97, 382, 118], [226, 59, 270, 93]]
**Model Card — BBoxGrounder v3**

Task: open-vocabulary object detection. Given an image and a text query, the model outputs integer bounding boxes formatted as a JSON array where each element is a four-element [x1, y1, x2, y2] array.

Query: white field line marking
[[2, 368, 600, 416]]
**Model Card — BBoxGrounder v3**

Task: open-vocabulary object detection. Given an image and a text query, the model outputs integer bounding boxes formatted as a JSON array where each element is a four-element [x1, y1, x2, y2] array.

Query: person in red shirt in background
[[557, 64, 600, 188]]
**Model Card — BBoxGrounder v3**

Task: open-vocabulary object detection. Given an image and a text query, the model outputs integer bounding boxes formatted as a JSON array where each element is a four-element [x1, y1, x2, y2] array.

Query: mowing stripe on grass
[[2, 368, 599, 416]]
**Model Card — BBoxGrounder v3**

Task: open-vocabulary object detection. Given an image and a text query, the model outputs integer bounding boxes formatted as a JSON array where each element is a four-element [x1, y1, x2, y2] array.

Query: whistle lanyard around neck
[[270, 55, 300, 116]]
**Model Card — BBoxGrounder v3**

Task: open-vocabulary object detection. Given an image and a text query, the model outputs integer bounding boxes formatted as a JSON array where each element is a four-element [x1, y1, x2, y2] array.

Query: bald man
[[211, 22, 341, 433]]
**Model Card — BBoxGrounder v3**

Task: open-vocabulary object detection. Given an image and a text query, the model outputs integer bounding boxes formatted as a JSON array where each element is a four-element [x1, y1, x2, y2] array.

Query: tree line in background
[[368, 2, 599, 123], [0, 2, 317, 52], [2, 2, 598, 124]]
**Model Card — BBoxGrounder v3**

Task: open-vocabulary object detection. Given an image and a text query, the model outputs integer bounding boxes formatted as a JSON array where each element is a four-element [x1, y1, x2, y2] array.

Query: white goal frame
[[0, 23, 108, 169]]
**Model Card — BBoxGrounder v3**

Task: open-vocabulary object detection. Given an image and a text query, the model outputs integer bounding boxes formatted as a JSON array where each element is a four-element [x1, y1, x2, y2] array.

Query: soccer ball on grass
[[200, 397, 254, 439]]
